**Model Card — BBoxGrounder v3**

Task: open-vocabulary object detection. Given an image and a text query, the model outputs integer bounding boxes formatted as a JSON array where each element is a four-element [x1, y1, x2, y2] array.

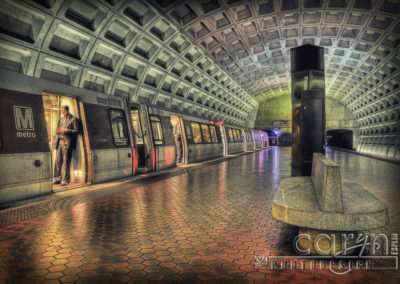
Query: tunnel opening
[[265, 130, 292, 146], [326, 129, 353, 150]]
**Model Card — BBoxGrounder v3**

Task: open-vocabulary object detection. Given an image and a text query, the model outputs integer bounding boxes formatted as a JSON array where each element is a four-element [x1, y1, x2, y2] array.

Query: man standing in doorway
[[53, 105, 79, 186], [173, 124, 183, 164]]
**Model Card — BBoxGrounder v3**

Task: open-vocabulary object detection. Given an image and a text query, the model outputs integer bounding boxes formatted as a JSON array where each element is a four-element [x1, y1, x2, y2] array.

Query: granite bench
[[271, 153, 389, 255]]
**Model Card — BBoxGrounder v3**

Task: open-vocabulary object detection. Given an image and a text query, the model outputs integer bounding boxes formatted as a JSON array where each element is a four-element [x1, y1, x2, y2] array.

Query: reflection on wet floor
[[326, 147, 400, 237], [0, 147, 399, 283]]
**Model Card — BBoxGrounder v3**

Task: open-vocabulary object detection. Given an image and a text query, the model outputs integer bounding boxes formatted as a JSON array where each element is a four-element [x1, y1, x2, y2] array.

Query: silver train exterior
[[222, 125, 244, 155], [0, 70, 268, 204], [0, 70, 133, 204]]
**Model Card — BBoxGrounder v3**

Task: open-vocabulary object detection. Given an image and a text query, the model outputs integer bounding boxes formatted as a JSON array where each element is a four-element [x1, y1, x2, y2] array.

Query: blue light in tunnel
[[273, 128, 281, 136]]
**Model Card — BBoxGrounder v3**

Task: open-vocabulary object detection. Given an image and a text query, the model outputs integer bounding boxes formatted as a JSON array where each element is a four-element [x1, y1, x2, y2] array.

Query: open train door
[[42, 93, 88, 191], [219, 123, 228, 156], [170, 115, 187, 165], [129, 103, 153, 173]]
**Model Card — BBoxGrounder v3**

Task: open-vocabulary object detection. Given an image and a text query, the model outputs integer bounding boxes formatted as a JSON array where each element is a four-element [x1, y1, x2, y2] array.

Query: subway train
[[0, 71, 268, 204]]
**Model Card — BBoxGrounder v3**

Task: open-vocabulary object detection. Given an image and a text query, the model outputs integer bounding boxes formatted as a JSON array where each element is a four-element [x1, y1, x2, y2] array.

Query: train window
[[231, 128, 236, 142], [150, 115, 164, 145], [109, 109, 129, 146], [233, 128, 238, 142], [131, 110, 144, 145], [247, 131, 253, 142], [201, 124, 211, 143], [227, 128, 233, 142], [185, 124, 192, 140], [237, 130, 242, 142], [209, 125, 218, 143], [233, 129, 239, 142], [191, 122, 203, 144]]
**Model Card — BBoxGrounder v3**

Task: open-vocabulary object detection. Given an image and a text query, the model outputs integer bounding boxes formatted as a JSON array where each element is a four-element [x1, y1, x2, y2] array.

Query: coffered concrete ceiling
[[0, 0, 259, 127], [152, 0, 399, 101], [0, 0, 399, 134]]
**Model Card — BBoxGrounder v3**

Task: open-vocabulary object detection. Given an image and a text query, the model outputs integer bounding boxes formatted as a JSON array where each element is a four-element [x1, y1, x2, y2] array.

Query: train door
[[42, 93, 86, 191], [240, 129, 246, 151], [246, 130, 254, 150], [171, 115, 187, 164], [220, 125, 228, 156], [130, 105, 150, 173]]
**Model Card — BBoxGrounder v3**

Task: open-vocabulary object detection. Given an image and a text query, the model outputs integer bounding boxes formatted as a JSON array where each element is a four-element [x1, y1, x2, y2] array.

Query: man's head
[[61, 105, 70, 117]]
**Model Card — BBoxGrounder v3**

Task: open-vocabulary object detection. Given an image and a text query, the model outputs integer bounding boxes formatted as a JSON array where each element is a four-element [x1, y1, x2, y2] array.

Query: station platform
[[0, 147, 399, 283]]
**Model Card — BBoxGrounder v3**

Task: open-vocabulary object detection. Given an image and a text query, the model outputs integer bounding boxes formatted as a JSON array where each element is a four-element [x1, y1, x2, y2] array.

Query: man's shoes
[[53, 180, 61, 185], [61, 181, 69, 186]]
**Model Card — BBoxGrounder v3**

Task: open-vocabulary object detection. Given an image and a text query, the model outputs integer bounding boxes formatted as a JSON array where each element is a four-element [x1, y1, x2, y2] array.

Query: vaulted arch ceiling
[[132, 0, 400, 154], [0, 0, 399, 138], [153, 0, 399, 103]]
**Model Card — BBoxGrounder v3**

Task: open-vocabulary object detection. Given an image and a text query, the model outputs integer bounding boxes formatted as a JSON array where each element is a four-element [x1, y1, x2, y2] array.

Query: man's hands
[[56, 127, 67, 134]]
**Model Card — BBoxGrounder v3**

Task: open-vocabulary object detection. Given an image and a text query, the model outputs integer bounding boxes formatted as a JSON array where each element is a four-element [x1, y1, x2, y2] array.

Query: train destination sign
[[96, 97, 122, 108]]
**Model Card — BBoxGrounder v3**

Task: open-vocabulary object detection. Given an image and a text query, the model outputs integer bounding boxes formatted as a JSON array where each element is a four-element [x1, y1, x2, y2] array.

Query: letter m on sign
[[13, 106, 34, 130]]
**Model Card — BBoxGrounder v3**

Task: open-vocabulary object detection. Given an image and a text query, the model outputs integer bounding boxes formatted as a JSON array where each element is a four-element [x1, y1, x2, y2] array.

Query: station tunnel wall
[[254, 95, 359, 150]]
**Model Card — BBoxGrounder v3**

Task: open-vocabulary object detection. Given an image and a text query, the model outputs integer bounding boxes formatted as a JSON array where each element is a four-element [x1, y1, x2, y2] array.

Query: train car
[[0, 88, 52, 204], [257, 130, 270, 148], [183, 118, 224, 163], [84, 96, 132, 184], [127, 104, 223, 169], [261, 131, 269, 148], [0, 70, 133, 204], [129, 104, 179, 172], [245, 130, 255, 151], [254, 131, 264, 149], [0, 69, 265, 205], [222, 125, 245, 155]]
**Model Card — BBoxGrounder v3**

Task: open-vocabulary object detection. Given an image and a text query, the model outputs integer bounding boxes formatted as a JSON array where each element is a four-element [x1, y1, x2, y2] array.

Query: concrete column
[[291, 45, 325, 176]]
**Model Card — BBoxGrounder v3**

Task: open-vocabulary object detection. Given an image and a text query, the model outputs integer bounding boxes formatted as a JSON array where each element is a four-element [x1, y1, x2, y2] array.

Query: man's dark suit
[[54, 114, 79, 184]]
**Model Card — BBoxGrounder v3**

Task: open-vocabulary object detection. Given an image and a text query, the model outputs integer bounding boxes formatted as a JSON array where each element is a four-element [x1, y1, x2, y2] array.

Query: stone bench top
[[271, 153, 389, 231]]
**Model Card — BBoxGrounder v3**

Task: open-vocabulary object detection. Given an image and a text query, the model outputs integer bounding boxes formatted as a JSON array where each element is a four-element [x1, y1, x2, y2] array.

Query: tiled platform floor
[[0, 147, 399, 283]]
